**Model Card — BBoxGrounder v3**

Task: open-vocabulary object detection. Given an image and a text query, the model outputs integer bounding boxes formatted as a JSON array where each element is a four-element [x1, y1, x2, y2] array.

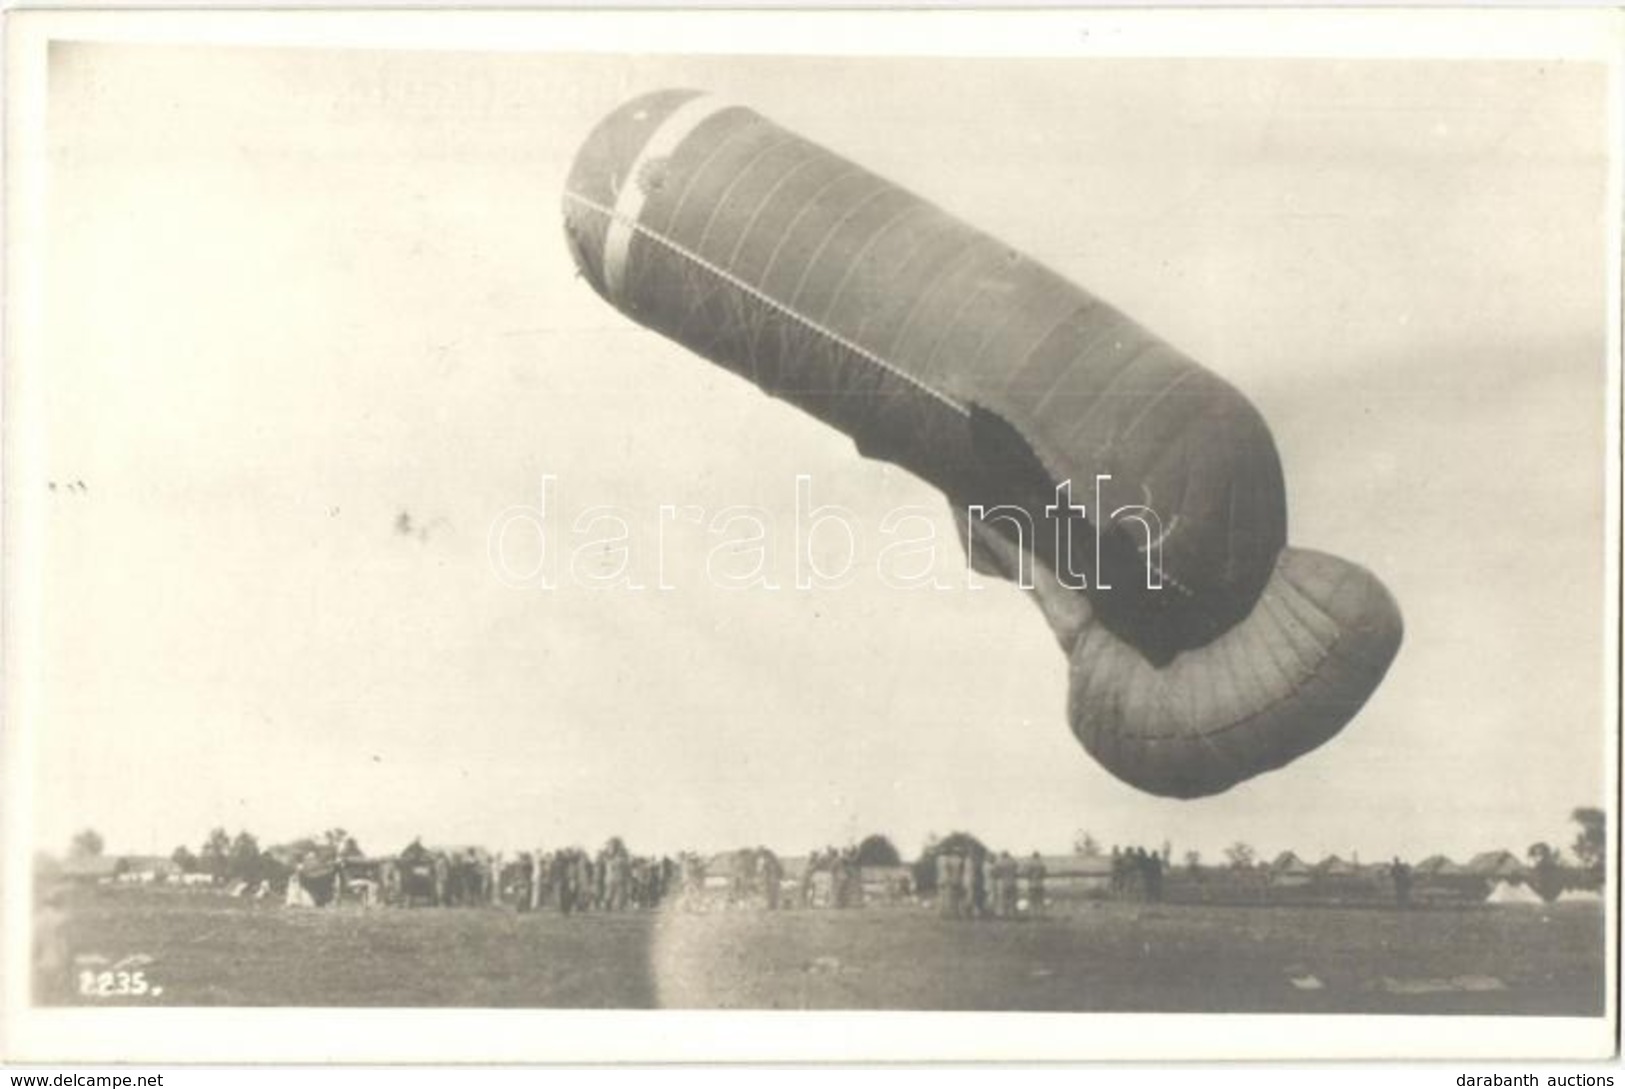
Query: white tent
[[284, 875, 316, 907], [1484, 880, 1544, 906]]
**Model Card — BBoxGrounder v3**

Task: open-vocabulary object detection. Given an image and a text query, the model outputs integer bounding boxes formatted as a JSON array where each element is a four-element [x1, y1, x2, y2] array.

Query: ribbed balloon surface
[[563, 89, 1403, 798]]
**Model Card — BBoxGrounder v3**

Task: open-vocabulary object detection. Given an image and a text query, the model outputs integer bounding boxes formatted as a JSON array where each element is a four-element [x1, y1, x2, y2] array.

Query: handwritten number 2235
[[77, 969, 149, 997]]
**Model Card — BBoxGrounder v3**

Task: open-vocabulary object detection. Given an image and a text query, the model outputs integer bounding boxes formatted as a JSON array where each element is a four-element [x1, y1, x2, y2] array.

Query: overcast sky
[[28, 44, 1610, 865]]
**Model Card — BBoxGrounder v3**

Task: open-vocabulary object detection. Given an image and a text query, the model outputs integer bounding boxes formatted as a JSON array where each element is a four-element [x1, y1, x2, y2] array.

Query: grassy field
[[40, 884, 1605, 1013]]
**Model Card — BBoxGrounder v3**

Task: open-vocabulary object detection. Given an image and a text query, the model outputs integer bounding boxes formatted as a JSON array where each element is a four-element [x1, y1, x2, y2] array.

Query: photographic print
[[2, 8, 1618, 1064]]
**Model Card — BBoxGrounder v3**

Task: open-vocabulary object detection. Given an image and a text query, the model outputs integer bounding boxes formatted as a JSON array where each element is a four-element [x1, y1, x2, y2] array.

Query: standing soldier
[[659, 856, 675, 907], [972, 849, 990, 918], [1123, 847, 1142, 901], [678, 853, 692, 908], [509, 852, 529, 912], [800, 851, 817, 909], [558, 851, 574, 914], [606, 849, 627, 912], [938, 851, 962, 919], [1392, 857, 1413, 910], [570, 849, 584, 913], [959, 848, 977, 919], [998, 852, 1020, 918], [580, 853, 597, 913], [844, 847, 865, 909], [630, 856, 648, 910], [1026, 852, 1048, 917], [991, 852, 1008, 917], [761, 849, 783, 910], [985, 851, 1002, 917], [738, 850, 758, 908]]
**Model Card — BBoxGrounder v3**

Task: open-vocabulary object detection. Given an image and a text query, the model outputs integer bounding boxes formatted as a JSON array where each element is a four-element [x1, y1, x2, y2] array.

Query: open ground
[[40, 885, 1604, 1014]]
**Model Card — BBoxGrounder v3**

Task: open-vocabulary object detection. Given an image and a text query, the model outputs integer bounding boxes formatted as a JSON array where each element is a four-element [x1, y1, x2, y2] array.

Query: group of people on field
[[507, 843, 677, 914], [736, 847, 785, 910], [674, 846, 785, 911], [934, 849, 1047, 920], [1110, 845, 1166, 902], [797, 846, 877, 910]]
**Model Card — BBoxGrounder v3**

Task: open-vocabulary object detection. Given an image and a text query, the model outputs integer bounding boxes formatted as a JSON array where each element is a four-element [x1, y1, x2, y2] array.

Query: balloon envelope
[[563, 89, 1403, 798]]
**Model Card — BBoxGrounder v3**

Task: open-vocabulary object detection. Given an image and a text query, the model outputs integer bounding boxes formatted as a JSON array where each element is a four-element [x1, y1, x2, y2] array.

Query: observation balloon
[[562, 90, 1403, 798]]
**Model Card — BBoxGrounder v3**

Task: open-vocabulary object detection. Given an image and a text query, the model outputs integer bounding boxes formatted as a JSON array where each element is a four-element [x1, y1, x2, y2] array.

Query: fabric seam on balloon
[[566, 188, 969, 417], [602, 93, 738, 304], [566, 189, 1185, 597], [1083, 562, 1348, 745]]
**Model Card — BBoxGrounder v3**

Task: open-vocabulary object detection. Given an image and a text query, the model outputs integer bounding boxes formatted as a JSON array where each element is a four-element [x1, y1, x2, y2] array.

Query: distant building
[[118, 856, 181, 883], [859, 864, 912, 901], [54, 855, 120, 883], [1414, 855, 1464, 877], [1316, 854, 1358, 877], [1036, 854, 1114, 895], [1271, 852, 1313, 887], [1466, 850, 1527, 879]]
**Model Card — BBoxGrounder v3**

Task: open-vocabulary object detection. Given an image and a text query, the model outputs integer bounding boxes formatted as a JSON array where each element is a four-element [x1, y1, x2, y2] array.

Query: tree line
[[62, 807, 1606, 892]]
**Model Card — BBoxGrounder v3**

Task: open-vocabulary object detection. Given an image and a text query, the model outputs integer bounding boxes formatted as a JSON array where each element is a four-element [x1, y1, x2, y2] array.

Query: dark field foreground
[[42, 885, 1604, 1013]]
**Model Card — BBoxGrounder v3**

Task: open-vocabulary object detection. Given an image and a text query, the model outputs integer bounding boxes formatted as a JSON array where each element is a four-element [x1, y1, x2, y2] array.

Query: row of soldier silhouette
[[292, 839, 1182, 914], [1110, 846, 1167, 903], [309, 840, 859, 913], [934, 849, 1048, 919]]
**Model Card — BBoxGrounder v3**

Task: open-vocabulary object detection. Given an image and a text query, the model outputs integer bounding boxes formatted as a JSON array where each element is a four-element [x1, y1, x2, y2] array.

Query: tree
[[1072, 830, 1102, 857], [200, 827, 232, 882], [228, 831, 262, 884], [1527, 842, 1564, 903], [171, 846, 198, 874], [257, 852, 292, 891], [1223, 842, 1256, 870], [69, 829, 104, 859], [854, 834, 902, 867], [1571, 807, 1605, 880], [1184, 850, 1202, 874]]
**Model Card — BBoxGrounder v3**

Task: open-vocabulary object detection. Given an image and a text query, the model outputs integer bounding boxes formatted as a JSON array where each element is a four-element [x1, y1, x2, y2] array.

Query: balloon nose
[[562, 88, 719, 301]]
